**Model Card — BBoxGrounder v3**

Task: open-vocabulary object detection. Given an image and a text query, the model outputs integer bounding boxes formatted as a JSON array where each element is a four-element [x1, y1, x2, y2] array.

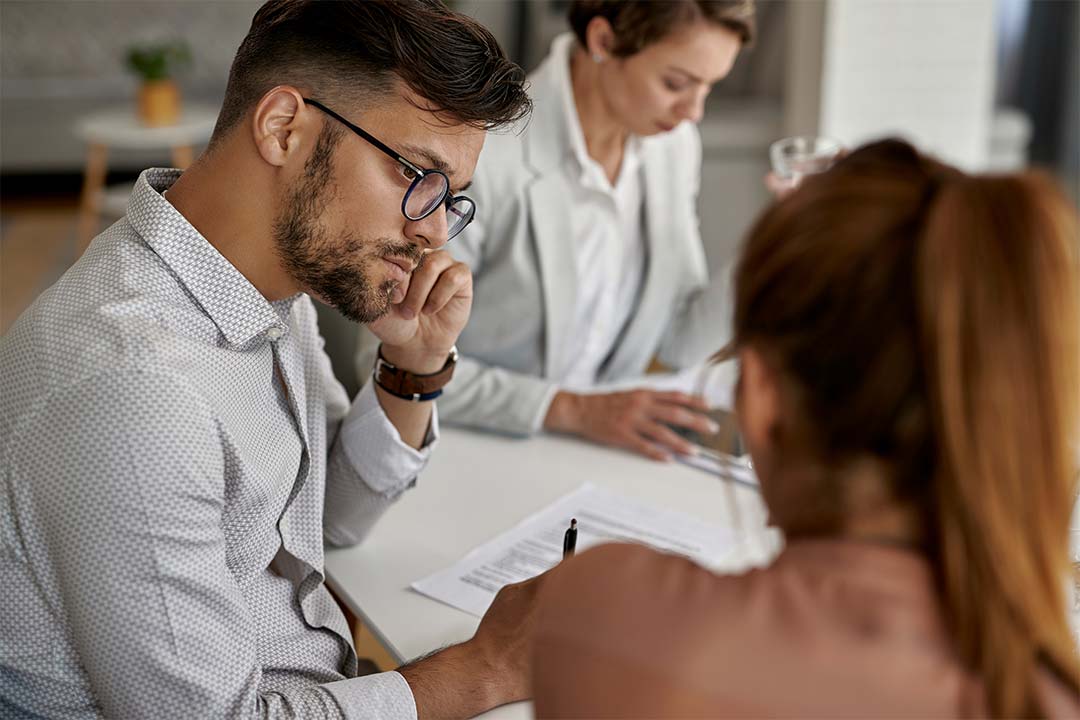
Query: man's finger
[[395, 251, 453, 319], [422, 262, 472, 316]]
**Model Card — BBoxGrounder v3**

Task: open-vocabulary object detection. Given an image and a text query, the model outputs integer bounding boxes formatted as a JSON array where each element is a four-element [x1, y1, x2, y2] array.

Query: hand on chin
[[367, 287, 419, 348], [366, 251, 474, 373]]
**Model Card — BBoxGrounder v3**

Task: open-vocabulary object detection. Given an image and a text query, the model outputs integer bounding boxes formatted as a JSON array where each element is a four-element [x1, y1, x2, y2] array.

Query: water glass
[[769, 135, 843, 191]]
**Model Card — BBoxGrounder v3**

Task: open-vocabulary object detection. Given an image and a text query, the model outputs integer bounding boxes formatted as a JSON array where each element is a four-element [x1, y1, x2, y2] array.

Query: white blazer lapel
[[522, 41, 580, 380], [601, 148, 685, 380], [526, 174, 577, 379]]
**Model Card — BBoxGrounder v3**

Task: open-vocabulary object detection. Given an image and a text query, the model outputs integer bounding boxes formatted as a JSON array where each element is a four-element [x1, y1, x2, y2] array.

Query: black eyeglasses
[[303, 98, 476, 242]]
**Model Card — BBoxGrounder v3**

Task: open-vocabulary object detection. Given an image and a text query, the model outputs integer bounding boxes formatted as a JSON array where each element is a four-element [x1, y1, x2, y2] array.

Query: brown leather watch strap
[[373, 346, 457, 401]]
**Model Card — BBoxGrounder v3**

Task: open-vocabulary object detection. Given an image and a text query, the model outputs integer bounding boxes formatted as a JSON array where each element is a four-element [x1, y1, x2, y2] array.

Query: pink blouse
[[533, 539, 1078, 717]]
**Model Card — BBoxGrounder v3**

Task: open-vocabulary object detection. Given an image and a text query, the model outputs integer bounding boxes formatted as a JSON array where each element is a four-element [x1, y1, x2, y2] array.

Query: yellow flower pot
[[137, 80, 181, 127]]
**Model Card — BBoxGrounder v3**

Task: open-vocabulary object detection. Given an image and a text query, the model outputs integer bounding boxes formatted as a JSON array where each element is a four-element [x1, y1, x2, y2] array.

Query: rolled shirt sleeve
[[323, 379, 439, 547], [322, 671, 417, 719]]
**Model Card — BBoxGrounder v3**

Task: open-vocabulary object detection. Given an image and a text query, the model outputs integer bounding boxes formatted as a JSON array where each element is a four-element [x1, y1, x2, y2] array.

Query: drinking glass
[[769, 135, 843, 191]]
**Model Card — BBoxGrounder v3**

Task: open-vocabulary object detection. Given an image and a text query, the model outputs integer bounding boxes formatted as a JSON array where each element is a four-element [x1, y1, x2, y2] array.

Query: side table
[[74, 105, 218, 252]]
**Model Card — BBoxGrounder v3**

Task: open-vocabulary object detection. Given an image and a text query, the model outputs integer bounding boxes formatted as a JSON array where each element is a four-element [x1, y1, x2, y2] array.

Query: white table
[[73, 104, 218, 251], [324, 427, 778, 718]]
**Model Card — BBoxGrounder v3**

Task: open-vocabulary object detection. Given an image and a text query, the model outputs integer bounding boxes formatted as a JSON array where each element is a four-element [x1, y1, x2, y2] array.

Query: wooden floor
[[0, 198, 83, 335]]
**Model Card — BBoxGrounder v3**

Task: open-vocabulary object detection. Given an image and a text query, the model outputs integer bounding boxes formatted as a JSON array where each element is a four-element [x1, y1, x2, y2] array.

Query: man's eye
[[400, 165, 419, 182]]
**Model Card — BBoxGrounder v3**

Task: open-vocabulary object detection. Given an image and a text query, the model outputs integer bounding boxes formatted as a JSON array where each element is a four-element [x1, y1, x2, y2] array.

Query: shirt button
[[266, 326, 283, 341]]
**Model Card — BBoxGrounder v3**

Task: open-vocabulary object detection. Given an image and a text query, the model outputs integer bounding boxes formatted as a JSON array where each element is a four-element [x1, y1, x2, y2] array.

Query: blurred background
[[2, 0, 1077, 392]]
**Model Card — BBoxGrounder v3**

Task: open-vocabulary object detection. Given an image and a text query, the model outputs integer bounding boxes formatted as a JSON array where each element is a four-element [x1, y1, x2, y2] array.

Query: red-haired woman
[[533, 139, 1080, 718]]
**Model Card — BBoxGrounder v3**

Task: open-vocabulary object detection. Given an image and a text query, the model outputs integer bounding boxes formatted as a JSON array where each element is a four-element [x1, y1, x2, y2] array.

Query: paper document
[[411, 484, 739, 617]]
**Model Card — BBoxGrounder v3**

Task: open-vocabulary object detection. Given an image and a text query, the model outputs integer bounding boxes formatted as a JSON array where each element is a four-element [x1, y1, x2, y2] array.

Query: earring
[[592, 53, 603, 64]]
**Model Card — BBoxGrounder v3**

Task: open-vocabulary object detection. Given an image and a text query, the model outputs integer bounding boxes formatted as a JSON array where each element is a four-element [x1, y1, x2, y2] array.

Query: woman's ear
[[736, 346, 781, 460], [584, 16, 616, 62], [250, 85, 310, 168]]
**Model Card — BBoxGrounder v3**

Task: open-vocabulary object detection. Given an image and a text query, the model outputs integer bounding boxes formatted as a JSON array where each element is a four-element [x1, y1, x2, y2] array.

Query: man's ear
[[251, 86, 311, 167]]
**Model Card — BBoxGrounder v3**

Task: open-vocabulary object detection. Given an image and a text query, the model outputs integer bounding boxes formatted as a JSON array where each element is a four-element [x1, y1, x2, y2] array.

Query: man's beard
[[272, 128, 422, 324]]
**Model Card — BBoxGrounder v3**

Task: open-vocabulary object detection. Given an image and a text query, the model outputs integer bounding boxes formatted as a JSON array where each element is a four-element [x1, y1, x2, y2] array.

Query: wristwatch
[[373, 345, 458, 401]]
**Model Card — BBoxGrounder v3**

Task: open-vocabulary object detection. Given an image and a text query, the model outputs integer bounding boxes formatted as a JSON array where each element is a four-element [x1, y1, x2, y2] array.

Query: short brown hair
[[210, 0, 530, 144], [567, 0, 755, 56]]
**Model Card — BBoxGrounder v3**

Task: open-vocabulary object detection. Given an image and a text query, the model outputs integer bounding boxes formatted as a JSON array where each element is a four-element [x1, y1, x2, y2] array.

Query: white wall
[[0, 1, 260, 172], [819, 0, 998, 170]]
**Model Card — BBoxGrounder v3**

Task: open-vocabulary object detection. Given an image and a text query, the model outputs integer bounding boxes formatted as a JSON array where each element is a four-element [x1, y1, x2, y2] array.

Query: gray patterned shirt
[[1, 169, 432, 718]]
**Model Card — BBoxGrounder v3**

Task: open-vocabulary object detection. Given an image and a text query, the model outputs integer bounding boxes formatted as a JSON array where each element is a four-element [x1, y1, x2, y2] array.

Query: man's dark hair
[[210, 0, 530, 145], [568, 0, 756, 56]]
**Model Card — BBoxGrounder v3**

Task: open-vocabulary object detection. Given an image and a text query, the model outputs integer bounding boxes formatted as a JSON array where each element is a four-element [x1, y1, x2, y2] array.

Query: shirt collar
[[551, 33, 643, 190], [126, 168, 294, 347]]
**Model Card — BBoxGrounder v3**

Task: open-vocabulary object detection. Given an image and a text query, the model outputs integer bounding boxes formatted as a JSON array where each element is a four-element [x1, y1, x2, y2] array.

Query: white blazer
[[356, 35, 733, 435]]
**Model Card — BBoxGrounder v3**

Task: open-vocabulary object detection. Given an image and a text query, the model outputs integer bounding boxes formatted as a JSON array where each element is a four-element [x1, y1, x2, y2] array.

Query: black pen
[[562, 518, 577, 559]]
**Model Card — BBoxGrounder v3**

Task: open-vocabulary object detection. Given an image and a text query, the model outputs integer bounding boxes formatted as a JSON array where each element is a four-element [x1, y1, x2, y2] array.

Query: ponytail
[[731, 140, 1080, 716], [917, 173, 1080, 716]]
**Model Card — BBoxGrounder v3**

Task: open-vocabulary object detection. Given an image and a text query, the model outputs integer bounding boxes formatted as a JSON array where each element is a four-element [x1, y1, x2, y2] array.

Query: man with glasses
[[0, 1, 535, 717], [303, 98, 477, 245]]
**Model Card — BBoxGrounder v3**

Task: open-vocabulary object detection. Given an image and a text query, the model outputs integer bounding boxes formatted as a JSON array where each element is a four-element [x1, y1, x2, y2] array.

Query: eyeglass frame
[[302, 97, 476, 241]]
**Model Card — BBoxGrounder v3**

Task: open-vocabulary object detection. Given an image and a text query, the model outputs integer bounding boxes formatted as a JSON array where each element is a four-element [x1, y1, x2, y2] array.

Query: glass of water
[[769, 136, 843, 192]]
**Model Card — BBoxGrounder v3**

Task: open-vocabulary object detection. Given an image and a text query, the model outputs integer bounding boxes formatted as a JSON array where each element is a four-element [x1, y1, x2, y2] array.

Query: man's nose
[[405, 205, 450, 250]]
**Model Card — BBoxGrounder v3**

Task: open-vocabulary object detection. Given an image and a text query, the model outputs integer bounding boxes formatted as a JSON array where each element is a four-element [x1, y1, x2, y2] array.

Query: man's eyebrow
[[400, 143, 452, 174], [400, 143, 472, 193]]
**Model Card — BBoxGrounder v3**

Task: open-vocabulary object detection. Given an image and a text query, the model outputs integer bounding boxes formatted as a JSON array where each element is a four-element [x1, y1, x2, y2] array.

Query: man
[[355, 0, 756, 461], [0, 1, 535, 717]]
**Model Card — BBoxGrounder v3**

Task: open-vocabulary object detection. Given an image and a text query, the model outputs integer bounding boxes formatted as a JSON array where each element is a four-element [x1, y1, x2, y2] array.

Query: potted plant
[[126, 41, 192, 126]]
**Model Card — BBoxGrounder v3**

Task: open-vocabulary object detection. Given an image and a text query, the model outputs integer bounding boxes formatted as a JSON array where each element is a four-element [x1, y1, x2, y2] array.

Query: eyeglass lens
[[446, 197, 474, 239], [404, 172, 474, 240], [404, 173, 447, 219]]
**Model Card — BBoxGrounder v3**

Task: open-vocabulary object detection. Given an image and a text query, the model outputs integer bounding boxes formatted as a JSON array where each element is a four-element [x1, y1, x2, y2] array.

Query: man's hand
[[368, 249, 472, 374], [397, 573, 547, 718], [544, 389, 718, 461], [467, 575, 545, 705], [364, 250, 471, 448]]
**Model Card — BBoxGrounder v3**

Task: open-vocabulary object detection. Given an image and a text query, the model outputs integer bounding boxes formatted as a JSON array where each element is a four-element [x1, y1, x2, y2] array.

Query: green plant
[[125, 41, 192, 82]]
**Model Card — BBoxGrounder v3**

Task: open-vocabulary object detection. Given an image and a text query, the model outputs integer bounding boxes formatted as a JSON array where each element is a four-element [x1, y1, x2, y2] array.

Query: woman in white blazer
[[357, 1, 756, 460]]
